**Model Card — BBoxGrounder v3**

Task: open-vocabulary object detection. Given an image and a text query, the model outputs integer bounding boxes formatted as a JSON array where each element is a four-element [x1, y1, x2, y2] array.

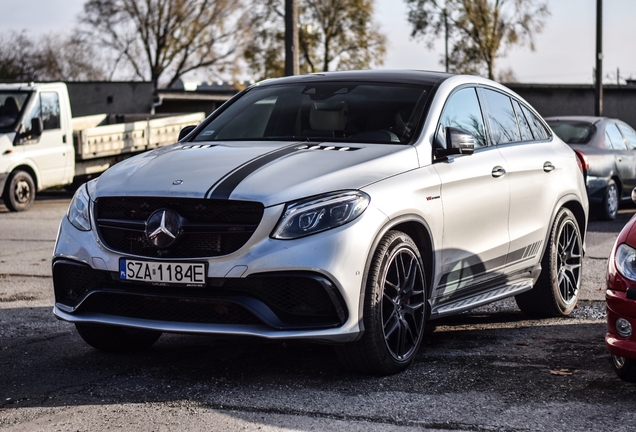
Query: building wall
[[507, 84, 636, 129], [66, 82, 154, 116]]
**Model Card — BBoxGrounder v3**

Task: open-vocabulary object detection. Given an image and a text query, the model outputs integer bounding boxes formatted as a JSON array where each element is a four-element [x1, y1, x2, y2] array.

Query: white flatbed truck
[[0, 82, 205, 211]]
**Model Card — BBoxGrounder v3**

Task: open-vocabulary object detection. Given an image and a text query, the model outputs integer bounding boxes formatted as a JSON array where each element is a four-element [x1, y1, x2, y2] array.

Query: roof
[[253, 70, 455, 87], [544, 116, 608, 124]]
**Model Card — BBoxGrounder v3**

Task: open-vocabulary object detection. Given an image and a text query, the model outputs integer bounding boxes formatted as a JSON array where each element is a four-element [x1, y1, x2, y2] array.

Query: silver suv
[[53, 71, 588, 375]]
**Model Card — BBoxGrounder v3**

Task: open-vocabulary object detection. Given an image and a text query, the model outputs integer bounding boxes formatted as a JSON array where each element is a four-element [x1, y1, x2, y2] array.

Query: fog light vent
[[616, 318, 633, 338]]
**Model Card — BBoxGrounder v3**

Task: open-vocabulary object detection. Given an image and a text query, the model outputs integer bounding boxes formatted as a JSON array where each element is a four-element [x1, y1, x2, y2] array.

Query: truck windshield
[[193, 82, 431, 144], [0, 92, 30, 130]]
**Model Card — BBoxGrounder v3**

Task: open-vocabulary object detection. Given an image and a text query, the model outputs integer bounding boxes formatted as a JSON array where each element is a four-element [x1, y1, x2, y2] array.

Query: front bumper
[[606, 288, 636, 359], [53, 202, 389, 343]]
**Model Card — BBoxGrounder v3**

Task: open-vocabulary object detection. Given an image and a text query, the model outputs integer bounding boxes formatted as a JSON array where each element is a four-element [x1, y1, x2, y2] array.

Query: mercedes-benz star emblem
[[146, 209, 182, 248]]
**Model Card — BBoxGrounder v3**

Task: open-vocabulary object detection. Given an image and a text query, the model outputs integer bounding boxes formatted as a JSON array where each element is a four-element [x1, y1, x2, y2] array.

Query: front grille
[[94, 197, 264, 258], [53, 260, 108, 306]]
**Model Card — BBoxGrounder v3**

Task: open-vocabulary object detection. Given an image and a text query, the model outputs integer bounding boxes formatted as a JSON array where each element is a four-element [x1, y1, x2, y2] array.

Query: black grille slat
[[95, 197, 264, 258]]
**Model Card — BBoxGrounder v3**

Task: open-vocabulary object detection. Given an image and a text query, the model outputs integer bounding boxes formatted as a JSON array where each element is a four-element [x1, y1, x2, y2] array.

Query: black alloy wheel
[[516, 207, 582, 317], [336, 230, 427, 375]]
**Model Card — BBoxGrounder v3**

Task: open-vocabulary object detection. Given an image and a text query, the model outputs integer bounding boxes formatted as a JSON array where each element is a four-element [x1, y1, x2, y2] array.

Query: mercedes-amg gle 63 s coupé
[[53, 70, 588, 375]]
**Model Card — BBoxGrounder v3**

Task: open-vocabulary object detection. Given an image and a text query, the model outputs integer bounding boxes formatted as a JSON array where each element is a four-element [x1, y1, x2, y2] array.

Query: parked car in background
[[546, 116, 636, 220], [606, 188, 636, 382], [52, 71, 589, 375]]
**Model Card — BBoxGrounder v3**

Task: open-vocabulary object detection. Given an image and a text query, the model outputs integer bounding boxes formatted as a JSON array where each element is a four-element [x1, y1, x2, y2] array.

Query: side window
[[521, 104, 549, 140], [40, 92, 61, 130], [617, 123, 636, 149], [512, 100, 533, 141], [606, 123, 628, 150], [438, 87, 487, 148], [23, 92, 61, 134], [482, 89, 520, 144]]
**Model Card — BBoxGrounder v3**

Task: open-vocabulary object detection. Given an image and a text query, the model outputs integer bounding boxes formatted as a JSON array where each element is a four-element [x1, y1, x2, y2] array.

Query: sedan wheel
[[600, 180, 619, 220], [336, 230, 426, 375], [611, 355, 636, 382]]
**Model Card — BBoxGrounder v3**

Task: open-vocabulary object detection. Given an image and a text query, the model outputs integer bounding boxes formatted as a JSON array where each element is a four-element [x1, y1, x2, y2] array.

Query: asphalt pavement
[[1, 191, 635, 431]]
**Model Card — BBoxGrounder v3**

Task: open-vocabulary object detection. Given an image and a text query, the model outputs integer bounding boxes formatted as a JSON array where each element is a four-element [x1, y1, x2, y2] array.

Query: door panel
[[433, 147, 510, 299]]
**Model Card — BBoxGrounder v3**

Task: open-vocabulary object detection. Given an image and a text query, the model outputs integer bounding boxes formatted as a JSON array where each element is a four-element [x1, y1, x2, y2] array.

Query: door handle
[[492, 166, 506, 178], [543, 162, 555, 172]]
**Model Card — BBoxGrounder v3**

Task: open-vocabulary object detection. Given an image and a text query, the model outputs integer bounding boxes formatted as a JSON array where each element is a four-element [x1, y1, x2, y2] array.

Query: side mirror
[[178, 125, 197, 141], [30, 117, 43, 139], [632, 187, 636, 204], [436, 127, 475, 157]]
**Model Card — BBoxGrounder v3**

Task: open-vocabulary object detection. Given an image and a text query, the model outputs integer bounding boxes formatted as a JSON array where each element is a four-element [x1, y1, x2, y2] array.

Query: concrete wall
[[66, 82, 154, 116], [507, 83, 636, 129]]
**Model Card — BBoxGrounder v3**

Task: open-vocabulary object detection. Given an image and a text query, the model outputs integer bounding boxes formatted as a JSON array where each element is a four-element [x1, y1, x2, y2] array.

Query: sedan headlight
[[615, 243, 636, 282], [67, 183, 92, 231], [271, 191, 370, 239]]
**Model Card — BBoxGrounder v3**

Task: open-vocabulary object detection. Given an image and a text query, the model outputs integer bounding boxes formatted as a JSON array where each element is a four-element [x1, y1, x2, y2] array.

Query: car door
[[16, 91, 69, 189], [432, 86, 511, 300], [480, 89, 560, 276], [607, 122, 636, 195]]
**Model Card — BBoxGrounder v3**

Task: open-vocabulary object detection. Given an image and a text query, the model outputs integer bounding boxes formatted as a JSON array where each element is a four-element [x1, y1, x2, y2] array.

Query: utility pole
[[444, 9, 449, 73], [595, 0, 603, 116], [285, 0, 299, 76]]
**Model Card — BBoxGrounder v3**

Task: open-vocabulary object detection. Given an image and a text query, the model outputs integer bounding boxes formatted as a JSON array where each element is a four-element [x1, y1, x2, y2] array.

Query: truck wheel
[[336, 231, 427, 375], [515, 208, 582, 317], [3, 170, 35, 212], [75, 324, 161, 352]]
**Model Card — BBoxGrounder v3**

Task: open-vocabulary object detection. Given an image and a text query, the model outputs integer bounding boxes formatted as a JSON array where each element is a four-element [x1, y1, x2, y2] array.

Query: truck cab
[[0, 82, 74, 211]]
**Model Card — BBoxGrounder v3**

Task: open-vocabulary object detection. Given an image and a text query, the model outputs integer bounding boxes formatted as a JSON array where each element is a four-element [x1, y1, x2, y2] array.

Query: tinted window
[[617, 123, 636, 149], [512, 100, 533, 141], [193, 82, 431, 144], [521, 105, 549, 140], [438, 87, 487, 148], [606, 123, 628, 150], [482, 89, 520, 144], [547, 121, 595, 144]]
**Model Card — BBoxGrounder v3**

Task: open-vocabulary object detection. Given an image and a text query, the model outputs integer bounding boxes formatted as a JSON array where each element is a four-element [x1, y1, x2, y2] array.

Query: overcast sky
[[1, 0, 634, 84]]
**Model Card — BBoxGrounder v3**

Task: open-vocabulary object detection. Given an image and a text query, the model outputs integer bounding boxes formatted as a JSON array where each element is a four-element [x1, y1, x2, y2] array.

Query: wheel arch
[[357, 214, 436, 328], [4, 164, 39, 193]]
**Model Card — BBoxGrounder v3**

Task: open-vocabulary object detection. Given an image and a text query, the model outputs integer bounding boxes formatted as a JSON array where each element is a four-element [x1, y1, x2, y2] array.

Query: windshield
[[0, 91, 30, 130], [193, 82, 431, 144], [547, 120, 595, 144]]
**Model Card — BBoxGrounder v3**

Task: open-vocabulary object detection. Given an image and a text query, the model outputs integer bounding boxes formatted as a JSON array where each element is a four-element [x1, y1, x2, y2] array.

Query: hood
[[93, 140, 419, 207]]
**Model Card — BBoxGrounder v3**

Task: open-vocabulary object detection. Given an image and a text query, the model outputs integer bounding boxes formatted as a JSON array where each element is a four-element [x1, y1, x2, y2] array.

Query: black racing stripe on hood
[[205, 144, 304, 200]]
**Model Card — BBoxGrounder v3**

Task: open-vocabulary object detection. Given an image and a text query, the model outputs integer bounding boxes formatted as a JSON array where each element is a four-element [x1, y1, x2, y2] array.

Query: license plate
[[119, 259, 206, 286]]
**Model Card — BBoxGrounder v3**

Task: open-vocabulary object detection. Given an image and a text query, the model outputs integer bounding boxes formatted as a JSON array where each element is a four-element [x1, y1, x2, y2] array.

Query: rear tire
[[3, 170, 35, 212], [516, 208, 582, 317], [336, 231, 427, 375], [75, 324, 161, 352], [612, 355, 636, 382], [598, 180, 618, 221]]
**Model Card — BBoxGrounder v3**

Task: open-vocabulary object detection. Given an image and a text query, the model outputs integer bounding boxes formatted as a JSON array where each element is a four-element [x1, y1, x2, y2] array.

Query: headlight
[[271, 191, 370, 239], [615, 243, 636, 281], [67, 183, 92, 231]]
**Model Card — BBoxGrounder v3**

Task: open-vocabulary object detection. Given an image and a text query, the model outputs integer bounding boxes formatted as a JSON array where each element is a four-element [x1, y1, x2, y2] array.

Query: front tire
[[611, 355, 636, 382], [516, 208, 582, 317], [3, 170, 35, 212], [336, 231, 427, 375], [75, 324, 161, 352]]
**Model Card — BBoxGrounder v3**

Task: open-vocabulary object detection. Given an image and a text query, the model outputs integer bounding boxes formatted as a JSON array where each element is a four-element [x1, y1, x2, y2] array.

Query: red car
[[606, 189, 636, 381]]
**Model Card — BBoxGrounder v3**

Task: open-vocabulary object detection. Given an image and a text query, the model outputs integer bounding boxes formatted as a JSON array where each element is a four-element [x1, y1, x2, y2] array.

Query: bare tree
[[405, 0, 549, 80], [0, 31, 105, 81], [80, 0, 246, 89], [244, 0, 386, 80]]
